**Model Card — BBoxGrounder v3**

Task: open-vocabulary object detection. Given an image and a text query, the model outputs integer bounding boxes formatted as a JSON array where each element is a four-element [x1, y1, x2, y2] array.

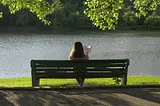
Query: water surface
[[0, 31, 160, 78]]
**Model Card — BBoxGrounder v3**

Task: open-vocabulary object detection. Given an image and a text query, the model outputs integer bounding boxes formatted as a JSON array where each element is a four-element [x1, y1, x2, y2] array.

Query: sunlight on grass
[[128, 76, 160, 85], [0, 77, 32, 87], [0, 76, 159, 87]]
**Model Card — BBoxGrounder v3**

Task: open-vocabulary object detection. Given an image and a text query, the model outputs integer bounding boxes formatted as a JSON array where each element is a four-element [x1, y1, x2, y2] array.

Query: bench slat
[[37, 73, 123, 78], [35, 68, 124, 72], [35, 63, 126, 67]]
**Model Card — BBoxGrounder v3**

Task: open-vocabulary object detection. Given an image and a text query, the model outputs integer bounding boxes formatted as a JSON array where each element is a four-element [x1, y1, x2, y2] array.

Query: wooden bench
[[31, 59, 129, 87]]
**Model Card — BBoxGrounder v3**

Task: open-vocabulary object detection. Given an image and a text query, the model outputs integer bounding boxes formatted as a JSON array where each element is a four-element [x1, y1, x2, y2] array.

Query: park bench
[[30, 59, 129, 87]]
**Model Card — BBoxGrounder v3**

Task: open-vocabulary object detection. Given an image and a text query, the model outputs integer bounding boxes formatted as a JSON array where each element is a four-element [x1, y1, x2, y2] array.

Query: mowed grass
[[0, 76, 159, 87]]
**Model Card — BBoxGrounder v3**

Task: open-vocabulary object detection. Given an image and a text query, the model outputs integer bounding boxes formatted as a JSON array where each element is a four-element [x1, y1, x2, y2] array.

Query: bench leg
[[122, 76, 127, 85], [76, 78, 85, 87], [32, 78, 40, 87]]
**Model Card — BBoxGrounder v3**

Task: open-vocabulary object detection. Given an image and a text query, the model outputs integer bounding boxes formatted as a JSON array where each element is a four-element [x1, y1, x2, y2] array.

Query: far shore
[[0, 26, 160, 36]]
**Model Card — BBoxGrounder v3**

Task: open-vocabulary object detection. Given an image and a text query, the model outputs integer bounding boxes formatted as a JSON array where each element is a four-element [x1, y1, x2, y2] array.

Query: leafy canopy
[[0, 0, 54, 25], [0, 0, 160, 30], [84, 0, 160, 30], [84, 0, 124, 30]]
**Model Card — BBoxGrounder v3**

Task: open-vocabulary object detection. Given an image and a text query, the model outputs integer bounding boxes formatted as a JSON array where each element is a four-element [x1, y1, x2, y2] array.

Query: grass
[[0, 76, 159, 87]]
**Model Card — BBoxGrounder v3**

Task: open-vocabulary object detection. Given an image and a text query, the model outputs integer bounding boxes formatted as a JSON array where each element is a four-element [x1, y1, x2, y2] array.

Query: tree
[[145, 8, 160, 27], [84, 0, 160, 30], [0, 0, 53, 25], [0, 0, 160, 30], [118, 5, 137, 26], [84, 0, 124, 30]]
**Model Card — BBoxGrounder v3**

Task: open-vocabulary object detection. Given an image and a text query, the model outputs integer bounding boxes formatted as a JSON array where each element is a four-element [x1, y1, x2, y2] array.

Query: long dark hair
[[70, 42, 85, 58]]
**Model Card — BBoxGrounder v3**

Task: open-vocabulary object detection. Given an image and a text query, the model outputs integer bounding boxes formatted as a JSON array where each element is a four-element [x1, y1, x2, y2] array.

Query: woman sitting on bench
[[69, 42, 89, 60], [69, 41, 90, 86]]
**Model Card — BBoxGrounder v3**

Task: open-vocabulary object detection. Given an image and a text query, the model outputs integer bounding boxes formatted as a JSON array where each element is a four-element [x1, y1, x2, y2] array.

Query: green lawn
[[0, 76, 159, 87]]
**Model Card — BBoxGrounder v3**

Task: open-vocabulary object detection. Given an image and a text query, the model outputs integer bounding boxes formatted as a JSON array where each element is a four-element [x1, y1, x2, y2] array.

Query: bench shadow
[[0, 90, 132, 106], [62, 87, 160, 104], [0, 87, 159, 106], [0, 91, 15, 106], [121, 88, 160, 103]]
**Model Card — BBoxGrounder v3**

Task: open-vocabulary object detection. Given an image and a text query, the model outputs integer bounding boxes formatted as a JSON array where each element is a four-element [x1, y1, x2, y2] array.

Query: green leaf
[[0, 12, 2, 18], [84, 0, 124, 30]]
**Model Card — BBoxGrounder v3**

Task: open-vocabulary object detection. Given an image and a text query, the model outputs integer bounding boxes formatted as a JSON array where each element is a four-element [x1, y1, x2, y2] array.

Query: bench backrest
[[31, 59, 129, 78]]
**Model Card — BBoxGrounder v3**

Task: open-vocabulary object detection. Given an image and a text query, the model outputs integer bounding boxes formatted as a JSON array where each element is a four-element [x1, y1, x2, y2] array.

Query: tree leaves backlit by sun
[[134, 0, 160, 17], [0, 0, 54, 25], [84, 0, 124, 30], [0, 12, 2, 18], [0, 0, 160, 30], [84, 0, 160, 30]]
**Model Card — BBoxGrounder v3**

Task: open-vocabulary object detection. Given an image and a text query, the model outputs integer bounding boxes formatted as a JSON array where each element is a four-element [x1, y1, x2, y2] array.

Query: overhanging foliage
[[0, 0, 160, 30], [0, 0, 53, 25], [84, 0, 160, 30]]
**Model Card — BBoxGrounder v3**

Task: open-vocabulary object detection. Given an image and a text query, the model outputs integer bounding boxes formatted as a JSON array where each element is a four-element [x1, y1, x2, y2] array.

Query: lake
[[0, 31, 160, 78]]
